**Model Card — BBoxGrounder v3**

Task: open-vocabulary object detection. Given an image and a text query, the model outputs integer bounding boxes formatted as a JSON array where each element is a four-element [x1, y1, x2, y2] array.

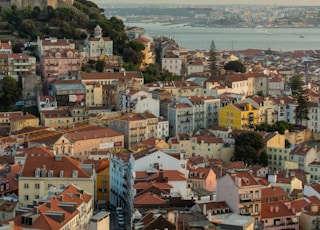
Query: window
[[35, 184, 40, 189], [24, 195, 29, 201], [24, 183, 29, 189]]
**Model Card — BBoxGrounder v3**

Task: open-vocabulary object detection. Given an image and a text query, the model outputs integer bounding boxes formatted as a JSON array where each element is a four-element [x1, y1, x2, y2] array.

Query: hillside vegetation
[[0, 0, 128, 52]]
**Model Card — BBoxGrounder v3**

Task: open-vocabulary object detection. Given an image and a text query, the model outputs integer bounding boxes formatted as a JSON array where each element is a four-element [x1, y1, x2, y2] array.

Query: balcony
[[240, 208, 252, 215], [240, 193, 253, 202]]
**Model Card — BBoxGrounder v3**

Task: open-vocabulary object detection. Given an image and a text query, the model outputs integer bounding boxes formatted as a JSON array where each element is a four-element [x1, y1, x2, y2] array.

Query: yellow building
[[85, 82, 103, 107], [40, 109, 73, 128], [219, 103, 259, 130], [92, 159, 110, 203], [10, 113, 39, 132], [135, 36, 155, 69]]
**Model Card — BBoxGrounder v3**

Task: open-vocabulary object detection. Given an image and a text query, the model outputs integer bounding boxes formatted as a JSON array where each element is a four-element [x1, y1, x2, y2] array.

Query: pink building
[[188, 167, 217, 192], [40, 48, 81, 81], [216, 170, 265, 228]]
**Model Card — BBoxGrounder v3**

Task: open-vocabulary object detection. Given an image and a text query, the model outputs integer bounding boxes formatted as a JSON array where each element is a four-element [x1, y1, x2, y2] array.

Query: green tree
[[209, 40, 217, 73], [259, 151, 268, 166], [224, 60, 246, 73], [290, 75, 304, 95], [233, 132, 265, 165], [96, 60, 106, 72], [290, 75, 308, 127], [0, 76, 22, 110], [295, 90, 309, 127], [121, 41, 145, 68], [142, 63, 161, 83]]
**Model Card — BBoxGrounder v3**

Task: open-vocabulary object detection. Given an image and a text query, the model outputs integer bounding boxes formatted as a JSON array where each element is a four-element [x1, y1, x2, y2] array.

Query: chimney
[[270, 206, 274, 212], [46, 202, 51, 209], [203, 204, 206, 216], [159, 169, 164, 181], [275, 206, 279, 212], [311, 204, 319, 213]]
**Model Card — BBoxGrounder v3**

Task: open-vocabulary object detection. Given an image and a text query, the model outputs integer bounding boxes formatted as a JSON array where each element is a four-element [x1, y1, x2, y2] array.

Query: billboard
[[100, 142, 114, 149], [69, 94, 85, 102]]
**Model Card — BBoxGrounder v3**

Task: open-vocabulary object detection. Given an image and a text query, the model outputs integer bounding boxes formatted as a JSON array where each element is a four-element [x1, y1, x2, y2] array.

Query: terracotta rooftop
[[261, 202, 295, 219], [261, 186, 287, 199], [11, 184, 91, 230], [229, 171, 259, 187], [20, 155, 91, 178], [134, 192, 166, 205], [64, 127, 123, 141]]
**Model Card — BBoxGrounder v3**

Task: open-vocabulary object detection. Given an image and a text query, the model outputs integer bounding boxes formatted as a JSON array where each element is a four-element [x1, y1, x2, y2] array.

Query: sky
[[93, 0, 319, 6]]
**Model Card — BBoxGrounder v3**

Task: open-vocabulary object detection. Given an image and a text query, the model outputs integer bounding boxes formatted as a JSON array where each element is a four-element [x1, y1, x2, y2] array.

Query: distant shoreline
[[126, 21, 320, 29]]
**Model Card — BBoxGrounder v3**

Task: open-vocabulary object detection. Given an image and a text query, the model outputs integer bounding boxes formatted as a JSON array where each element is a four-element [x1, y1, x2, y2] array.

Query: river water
[[125, 22, 320, 51]]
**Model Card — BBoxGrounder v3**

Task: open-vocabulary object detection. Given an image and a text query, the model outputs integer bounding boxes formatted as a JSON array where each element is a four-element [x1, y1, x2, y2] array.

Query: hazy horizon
[[93, 0, 319, 6]]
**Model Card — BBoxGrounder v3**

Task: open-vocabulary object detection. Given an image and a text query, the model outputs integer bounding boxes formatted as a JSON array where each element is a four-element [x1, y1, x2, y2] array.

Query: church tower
[[94, 25, 103, 39]]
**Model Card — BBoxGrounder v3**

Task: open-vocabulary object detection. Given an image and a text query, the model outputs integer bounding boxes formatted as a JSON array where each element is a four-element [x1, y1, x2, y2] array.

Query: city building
[[40, 109, 73, 128], [188, 167, 217, 193], [37, 95, 58, 112], [9, 113, 39, 133], [37, 37, 75, 57], [18, 154, 95, 206], [260, 202, 299, 230], [12, 184, 93, 230], [84, 25, 113, 59], [219, 103, 259, 130], [40, 48, 81, 81], [85, 82, 103, 107], [108, 113, 159, 149], [135, 36, 155, 69], [6, 53, 36, 81], [216, 170, 265, 228], [53, 126, 124, 159], [110, 151, 134, 215], [49, 80, 86, 106]]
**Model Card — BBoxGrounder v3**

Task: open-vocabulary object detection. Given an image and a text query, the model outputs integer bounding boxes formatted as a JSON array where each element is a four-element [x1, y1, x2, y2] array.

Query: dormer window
[[35, 168, 40, 177], [48, 170, 53, 177]]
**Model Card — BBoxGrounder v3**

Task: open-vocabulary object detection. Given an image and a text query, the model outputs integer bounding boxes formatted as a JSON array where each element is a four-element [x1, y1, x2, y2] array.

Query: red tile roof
[[261, 202, 295, 219], [134, 192, 166, 205], [11, 184, 91, 230], [21, 155, 91, 178], [133, 181, 173, 190], [65, 127, 123, 141], [261, 186, 287, 199]]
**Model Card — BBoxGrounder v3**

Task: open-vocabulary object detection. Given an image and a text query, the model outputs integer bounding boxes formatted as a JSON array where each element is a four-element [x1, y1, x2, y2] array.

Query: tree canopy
[[224, 60, 246, 73], [233, 132, 265, 165], [290, 75, 304, 95], [0, 1, 129, 53], [0, 76, 22, 110], [209, 40, 217, 73], [289, 75, 309, 126], [255, 121, 294, 134], [142, 63, 182, 83]]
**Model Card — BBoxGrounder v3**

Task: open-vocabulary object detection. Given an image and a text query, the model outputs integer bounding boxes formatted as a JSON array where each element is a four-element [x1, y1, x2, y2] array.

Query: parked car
[[118, 219, 125, 227], [116, 207, 123, 215]]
